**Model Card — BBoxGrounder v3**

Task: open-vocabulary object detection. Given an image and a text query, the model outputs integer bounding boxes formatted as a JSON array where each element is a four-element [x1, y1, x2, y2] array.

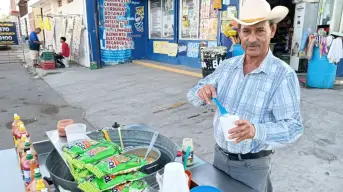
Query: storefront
[[85, 0, 342, 73]]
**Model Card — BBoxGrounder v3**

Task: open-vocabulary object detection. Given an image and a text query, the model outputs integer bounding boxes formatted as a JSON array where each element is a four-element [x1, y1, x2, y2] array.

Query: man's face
[[239, 21, 276, 57], [36, 29, 41, 34]]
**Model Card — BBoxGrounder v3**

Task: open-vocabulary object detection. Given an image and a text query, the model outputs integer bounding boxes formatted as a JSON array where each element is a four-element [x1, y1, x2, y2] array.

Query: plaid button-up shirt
[[187, 51, 304, 154]]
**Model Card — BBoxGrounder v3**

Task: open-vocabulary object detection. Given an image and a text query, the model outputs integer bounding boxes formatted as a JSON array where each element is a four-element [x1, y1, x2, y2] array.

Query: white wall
[[59, 0, 90, 67]]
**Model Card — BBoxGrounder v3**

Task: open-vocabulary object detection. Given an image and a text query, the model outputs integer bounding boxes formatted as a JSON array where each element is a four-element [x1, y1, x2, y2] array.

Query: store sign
[[0, 22, 19, 45]]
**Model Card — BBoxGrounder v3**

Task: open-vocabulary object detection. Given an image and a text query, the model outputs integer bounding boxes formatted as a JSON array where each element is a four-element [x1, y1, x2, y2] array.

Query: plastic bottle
[[27, 168, 49, 192], [17, 135, 29, 156], [182, 138, 195, 167], [19, 139, 37, 159], [15, 124, 30, 141], [13, 122, 24, 147], [12, 114, 23, 135], [20, 142, 39, 170], [23, 150, 38, 185]]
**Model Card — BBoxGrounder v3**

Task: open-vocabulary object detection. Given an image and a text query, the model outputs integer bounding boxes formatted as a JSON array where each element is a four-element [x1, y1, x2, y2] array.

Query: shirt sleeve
[[187, 60, 227, 107], [253, 71, 304, 148], [29, 32, 38, 42]]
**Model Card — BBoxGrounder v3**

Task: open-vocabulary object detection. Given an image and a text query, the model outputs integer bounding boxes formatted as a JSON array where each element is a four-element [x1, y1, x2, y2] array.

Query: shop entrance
[[267, 0, 295, 67]]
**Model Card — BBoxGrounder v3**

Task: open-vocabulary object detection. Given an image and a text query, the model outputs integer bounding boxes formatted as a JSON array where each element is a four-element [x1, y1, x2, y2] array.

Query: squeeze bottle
[[12, 114, 23, 135]]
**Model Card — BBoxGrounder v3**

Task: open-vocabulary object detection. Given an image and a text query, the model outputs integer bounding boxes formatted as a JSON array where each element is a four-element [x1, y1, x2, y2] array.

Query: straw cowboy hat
[[229, 0, 289, 26]]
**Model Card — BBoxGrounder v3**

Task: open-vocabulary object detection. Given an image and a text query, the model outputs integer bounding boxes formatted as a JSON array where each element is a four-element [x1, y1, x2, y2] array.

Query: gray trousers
[[213, 145, 273, 192]]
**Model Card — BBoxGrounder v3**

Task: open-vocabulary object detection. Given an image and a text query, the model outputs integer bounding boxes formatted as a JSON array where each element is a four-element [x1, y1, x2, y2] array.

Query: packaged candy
[[62, 140, 100, 158], [64, 140, 122, 169], [85, 154, 147, 178], [78, 172, 147, 192], [104, 180, 148, 192]]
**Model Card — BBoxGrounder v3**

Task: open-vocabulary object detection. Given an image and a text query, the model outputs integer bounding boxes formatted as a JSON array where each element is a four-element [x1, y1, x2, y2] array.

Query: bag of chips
[[78, 172, 147, 192], [104, 180, 148, 192], [62, 140, 100, 158], [64, 140, 122, 169], [85, 154, 147, 178]]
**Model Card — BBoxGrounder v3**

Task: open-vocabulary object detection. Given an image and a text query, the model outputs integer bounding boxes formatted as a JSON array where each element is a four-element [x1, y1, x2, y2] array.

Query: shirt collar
[[233, 49, 273, 75]]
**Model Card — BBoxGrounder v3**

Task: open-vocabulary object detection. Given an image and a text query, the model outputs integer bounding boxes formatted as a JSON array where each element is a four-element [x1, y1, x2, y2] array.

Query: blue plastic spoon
[[213, 98, 229, 116]]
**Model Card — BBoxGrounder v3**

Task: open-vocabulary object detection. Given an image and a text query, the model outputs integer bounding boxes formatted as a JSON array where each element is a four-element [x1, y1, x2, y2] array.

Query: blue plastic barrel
[[232, 44, 245, 56], [306, 46, 337, 88], [191, 186, 222, 192]]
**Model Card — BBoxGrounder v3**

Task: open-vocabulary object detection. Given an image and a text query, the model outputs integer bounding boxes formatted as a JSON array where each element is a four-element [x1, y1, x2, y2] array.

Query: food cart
[[1, 123, 254, 192]]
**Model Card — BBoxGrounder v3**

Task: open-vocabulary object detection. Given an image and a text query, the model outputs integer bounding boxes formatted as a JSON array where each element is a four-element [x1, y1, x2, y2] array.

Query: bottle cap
[[14, 114, 20, 120], [34, 168, 42, 178], [26, 150, 33, 160], [177, 151, 182, 157], [21, 135, 28, 142], [25, 141, 31, 147], [17, 122, 24, 127], [35, 179, 46, 190], [19, 124, 26, 131]]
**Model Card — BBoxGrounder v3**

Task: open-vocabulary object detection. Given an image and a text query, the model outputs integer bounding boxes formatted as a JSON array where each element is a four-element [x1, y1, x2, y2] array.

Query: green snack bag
[[104, 180, 148, 192], [78, 172, 147, 192], [72, 141, 122, 169], [85, 154, 147, 178], [62, 140, 100, 157]]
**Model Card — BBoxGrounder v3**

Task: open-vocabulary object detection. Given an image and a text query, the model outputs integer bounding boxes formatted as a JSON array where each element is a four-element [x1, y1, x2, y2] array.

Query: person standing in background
[[28, 28, 42, 68]]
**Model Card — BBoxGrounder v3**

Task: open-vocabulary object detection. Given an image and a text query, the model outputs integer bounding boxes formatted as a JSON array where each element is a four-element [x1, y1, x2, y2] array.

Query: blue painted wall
[[85, 0, 101, 67], [144, 0, 240, 69], [337, 59, 343, 77]]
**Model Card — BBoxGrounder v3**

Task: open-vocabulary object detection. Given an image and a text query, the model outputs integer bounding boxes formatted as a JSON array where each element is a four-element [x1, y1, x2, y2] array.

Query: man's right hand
[[197, 85, 217, 104]]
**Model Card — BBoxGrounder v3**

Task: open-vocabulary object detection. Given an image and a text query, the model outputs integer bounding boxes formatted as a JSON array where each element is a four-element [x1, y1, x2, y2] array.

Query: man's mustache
[[246, 42, 260, 47]]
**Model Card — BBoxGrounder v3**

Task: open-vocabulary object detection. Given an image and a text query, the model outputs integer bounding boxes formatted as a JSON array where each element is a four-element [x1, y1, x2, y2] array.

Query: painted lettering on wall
[[99, 0, 134, 65]]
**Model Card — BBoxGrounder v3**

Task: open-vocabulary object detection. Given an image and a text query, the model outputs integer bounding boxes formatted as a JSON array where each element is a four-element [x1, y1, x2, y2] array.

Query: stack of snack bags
[[62, 139, 149, 192]]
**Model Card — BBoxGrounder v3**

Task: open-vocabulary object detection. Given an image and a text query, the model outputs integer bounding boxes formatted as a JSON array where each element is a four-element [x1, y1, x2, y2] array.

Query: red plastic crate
[[41, 62, 56, 70]]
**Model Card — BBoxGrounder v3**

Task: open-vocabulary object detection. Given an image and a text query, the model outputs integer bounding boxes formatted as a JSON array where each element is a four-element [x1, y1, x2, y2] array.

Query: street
[[1, 50, 343, 191]]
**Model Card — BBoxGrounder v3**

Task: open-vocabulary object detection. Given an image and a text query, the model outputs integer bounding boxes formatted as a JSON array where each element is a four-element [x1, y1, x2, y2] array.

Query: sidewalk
[[39, 60, 343, 192]]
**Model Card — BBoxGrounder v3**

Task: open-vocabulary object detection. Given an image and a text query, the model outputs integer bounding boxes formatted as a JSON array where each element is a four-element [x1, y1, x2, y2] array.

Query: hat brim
[[229, 6, 289, 26]]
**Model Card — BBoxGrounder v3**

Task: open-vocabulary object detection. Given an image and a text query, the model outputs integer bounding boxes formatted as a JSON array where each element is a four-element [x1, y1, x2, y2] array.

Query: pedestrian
[[28, 28, 42, 68], [187, 0, 304, 191], [55, 37, 70, 68]]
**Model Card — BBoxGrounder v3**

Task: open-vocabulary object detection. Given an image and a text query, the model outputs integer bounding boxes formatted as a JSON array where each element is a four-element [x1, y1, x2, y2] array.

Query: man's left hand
[[228, 120, 256, 144]]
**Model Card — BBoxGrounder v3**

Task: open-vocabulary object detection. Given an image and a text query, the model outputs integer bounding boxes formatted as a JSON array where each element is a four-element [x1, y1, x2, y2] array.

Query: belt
[[218, 147, 273, 161]]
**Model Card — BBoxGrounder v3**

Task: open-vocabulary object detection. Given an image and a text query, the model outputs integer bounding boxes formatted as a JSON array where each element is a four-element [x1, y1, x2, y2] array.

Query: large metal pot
[[45, 149, 81, 192]]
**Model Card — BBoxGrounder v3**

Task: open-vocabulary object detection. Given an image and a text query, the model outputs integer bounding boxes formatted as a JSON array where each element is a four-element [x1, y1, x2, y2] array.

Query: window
[[179, 0, 218, 40], [149, 0, 175, 39]]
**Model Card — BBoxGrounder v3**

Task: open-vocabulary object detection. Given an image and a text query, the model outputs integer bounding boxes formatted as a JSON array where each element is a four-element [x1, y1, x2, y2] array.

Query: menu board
[[0, 22, 19, 45], [150, 0, 162, 38]]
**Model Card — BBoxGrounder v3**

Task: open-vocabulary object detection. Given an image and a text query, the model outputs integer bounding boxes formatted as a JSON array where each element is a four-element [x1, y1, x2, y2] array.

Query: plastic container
[[190, 186, 222, 192], [23, 151, 38, 185], [182, 138, 194, 167], [219, 114, 240, 142], [65, 123, 87, 142], [162, 162, 189, 192], [20, 141, 38, 170], [57, 119, 74, 137], [15, 124, 30, 140], [12, 114, 23, 135], [306, 46, 337, 89], [27, 168, 50, 192], [41, 62, 56, 70]]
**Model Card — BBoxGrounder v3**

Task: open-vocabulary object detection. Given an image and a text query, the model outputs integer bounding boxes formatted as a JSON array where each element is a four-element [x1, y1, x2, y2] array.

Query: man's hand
[[197, 85, 217, 104], [228, 120, 256, 144]]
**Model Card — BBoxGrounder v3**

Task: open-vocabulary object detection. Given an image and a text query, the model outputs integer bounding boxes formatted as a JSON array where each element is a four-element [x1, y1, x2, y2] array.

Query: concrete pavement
[[0, 49, 92, 149], [41, 61, 343, 191]]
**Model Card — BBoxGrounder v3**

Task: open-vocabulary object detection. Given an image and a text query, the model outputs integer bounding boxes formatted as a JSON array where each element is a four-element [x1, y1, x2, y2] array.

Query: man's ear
[[270, 24, 277, 38]]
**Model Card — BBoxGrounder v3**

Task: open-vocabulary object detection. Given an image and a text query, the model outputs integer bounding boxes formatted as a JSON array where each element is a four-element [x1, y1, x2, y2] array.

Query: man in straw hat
[[187, 0, 303, 191]]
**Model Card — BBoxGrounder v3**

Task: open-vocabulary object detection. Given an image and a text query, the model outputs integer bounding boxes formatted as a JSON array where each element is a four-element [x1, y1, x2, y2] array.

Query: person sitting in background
[[29, 28, 42, 68], [55, 37, 70, 68]]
